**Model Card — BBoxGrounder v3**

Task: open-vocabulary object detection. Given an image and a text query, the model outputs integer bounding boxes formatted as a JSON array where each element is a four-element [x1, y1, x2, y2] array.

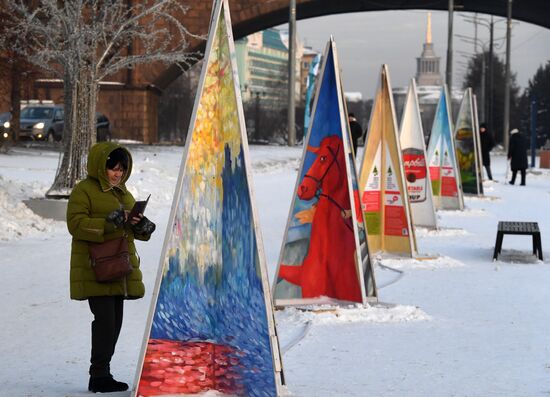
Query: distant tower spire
[[416, 12, 443, 86], [426, 12, 432, 44]]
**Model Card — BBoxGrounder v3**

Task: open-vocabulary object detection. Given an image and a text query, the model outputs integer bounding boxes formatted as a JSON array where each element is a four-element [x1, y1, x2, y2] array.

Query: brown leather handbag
[[88, 236, 132, 282]]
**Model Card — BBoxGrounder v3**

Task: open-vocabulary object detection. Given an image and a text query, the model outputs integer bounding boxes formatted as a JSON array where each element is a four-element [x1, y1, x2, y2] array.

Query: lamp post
[[287, 0, 296, 146], [254, 92, 261, 142], [456, 38, 487, 121], [456, 35, 504, 124], [446, 0, 454, 90], [530, 96, 537, 168], [461, 14, 508, 139], [488, 16, 494, 137], [503, 0, 513, 153]]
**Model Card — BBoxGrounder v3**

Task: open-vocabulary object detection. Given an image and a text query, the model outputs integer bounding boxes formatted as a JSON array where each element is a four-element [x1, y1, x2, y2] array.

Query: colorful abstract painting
[[272, 39, 375, 306], [358, 65, 416, 257], [134, 1, 282, 396], [426, 86, 464, 210], [454, 88, 483, 195]]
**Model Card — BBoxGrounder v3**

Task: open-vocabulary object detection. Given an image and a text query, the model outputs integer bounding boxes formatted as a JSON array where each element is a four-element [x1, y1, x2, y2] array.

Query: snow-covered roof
[[393, 84, 464, 103], [345, 92, 363, 102]]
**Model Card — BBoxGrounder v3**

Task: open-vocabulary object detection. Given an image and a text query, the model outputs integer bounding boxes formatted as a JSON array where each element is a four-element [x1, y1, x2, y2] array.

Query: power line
[[512, 30, 543, 50]]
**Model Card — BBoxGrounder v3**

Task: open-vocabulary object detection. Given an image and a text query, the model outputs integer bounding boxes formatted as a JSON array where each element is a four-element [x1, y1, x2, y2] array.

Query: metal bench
[[493, 221, 543, 261]]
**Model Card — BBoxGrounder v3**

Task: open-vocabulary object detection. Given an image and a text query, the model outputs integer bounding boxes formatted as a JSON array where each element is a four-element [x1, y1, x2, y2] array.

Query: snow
[[277, 304, 431, 326], [378, 256, 465, 270], [414, 226, 469, 237], [1, 146, 550, 396]]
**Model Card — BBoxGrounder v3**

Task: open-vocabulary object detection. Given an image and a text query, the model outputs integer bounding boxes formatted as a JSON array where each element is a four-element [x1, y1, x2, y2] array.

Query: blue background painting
[[150, 145, 276, 396], [427, 87, 457, 166]]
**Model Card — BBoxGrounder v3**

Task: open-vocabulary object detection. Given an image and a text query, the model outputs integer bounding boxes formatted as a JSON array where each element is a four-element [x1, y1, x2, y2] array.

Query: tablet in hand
[[127, 194, 151, 224]]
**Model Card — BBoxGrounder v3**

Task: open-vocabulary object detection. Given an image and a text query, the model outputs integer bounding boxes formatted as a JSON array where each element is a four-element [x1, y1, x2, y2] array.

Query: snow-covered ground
[[1, 144, 550, 396]]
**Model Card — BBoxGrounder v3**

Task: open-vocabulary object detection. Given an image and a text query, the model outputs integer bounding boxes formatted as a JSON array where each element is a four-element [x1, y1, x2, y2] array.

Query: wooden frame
[[272, 38, 376, 307], [132, 0, 284, 394]]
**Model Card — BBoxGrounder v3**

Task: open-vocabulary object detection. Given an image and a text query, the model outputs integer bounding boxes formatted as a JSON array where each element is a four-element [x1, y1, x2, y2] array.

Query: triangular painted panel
[[333, 42, 378, 300], [272, 39, 376, 306], [471, 94, 484, 193], [133, 1, 283, 396], [426, 86, 464, 210], [454, 88, 484, 195], [359, 65, 416, 257], [399, 79, 438, 229], [334, 46, 378, 301]]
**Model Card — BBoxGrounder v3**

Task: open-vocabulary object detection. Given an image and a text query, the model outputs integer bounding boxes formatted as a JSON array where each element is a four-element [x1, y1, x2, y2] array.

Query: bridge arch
[[153, 0, 550, 90], [32, 0, 549, 142]]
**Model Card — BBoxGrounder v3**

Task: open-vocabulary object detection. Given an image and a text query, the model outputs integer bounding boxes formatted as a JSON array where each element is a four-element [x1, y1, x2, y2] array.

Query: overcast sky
[[279, 10, 550, 99]]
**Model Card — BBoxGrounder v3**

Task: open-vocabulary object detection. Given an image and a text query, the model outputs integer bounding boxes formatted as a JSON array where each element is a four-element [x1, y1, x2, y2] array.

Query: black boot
[[88, 376, 128, 393]]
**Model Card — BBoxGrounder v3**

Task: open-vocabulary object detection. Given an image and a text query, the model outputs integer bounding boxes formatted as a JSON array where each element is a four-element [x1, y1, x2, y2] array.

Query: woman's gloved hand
[[132, 216, 156, 235], [106, 209, 126, 228]]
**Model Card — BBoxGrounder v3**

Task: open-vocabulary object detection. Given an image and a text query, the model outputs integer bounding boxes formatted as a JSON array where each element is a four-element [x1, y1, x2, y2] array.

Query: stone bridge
[[32, 0, 550, 143]]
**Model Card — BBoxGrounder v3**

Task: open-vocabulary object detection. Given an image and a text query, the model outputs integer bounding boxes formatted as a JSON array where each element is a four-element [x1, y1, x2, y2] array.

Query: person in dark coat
[[348, 113, 363, 153], [67, 143, 156, 393], [507, 128, 528, 185], [479, 123, 495, 180]]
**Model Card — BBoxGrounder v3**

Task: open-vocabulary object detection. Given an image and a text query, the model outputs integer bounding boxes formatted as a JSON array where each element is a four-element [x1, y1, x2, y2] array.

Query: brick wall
[[21, 0, 312, 142], [33, 82, 159, 143], [0, 79, 10, 113]]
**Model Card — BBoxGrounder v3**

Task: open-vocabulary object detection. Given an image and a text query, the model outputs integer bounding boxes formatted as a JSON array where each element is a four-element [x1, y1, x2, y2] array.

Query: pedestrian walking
[[479, 123, 495, 180], [507, 128, 528, 186], [348, 112, 363, 153]]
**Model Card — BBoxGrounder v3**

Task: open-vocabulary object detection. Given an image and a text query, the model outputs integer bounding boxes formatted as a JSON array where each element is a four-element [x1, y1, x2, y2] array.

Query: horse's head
[[298, 135, 343, 200]]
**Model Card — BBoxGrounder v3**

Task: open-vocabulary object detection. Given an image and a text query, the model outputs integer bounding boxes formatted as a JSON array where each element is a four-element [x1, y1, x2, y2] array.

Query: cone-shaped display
[[426, 86, 464, 210], [399, 79, 438, 229], [133, 1, 283, 395], [359, 65, 416, 257], [272, 38, 377, 306], [454, 88, 484, 195], [472, 94, 484, 189]]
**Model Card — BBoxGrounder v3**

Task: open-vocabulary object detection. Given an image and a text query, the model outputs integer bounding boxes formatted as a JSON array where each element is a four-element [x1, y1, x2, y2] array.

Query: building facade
[[300, 48, 320, 104], [235, 29, 290, 109]]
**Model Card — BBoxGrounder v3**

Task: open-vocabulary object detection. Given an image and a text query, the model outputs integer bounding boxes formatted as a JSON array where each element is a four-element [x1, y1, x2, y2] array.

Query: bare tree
[[3, 0, 198, 197]]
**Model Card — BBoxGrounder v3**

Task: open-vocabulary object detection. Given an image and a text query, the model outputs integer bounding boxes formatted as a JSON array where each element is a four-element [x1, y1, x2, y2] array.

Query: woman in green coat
[[67, 142, 155, 393]]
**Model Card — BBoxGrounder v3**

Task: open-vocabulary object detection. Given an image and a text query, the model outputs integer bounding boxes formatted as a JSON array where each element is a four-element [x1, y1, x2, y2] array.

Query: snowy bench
[[493, 221, 543, 261]]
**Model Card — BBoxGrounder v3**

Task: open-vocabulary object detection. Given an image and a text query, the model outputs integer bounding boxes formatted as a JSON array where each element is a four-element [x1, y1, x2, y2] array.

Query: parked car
[[19, 105, 64, 141], [0, 112, 12, 142], [16, 105, 111, 142]]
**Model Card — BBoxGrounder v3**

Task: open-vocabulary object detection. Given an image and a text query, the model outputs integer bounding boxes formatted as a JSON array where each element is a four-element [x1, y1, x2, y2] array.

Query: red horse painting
[[278, 135, 362, 302]]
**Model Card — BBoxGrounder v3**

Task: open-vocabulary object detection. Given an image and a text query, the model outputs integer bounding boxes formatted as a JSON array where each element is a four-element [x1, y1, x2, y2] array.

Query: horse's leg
[[278, 264, 303, 286], [300, 254, 328, 298], [327, 222, 362, 302], [325, 256, 336, 298], [337, 241, 362, 302], [300, 202, 331, 298]]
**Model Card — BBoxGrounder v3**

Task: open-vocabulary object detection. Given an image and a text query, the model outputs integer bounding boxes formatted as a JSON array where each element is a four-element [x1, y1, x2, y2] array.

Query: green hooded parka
[[67, 142, 150, 300]]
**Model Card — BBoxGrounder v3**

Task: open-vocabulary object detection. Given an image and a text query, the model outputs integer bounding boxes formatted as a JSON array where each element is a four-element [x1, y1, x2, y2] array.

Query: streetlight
[[455, 34, 505, 124], [446, 0, 454, 90], [503, 0, 513, 153], [530, 97, 548, 167], [461, 14, 509, 139], [254, 92, 261, 142], [287, 0, 296, 146]]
